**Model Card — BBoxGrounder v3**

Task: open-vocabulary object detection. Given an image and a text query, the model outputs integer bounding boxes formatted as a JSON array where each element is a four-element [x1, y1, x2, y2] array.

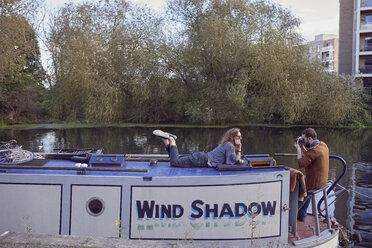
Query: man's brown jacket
[[298, 142, 329, 191]]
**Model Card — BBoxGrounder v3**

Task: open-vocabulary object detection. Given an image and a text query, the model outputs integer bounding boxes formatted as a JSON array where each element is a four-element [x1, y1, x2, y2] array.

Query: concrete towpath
[[0, 232, 238, 248]]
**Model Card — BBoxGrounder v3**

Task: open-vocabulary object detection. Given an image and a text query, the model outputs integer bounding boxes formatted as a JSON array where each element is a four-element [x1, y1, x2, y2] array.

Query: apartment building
[[339, 0, 372, 88], [308, 34, 339, 73]]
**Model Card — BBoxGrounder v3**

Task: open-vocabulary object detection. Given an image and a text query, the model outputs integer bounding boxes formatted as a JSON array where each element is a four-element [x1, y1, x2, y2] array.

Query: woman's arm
[[234, 139, 244, 164], [236, 150, 244, 164], [225, 142, 244, 165], [224, 142, 238, 165]]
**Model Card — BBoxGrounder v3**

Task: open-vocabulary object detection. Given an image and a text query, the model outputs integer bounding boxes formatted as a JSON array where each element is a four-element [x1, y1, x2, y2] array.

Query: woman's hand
[[238, 159, 245, 164], [233, 133, 243, 164], [234, 138, 242, 150], [235, 141, 243, 164]]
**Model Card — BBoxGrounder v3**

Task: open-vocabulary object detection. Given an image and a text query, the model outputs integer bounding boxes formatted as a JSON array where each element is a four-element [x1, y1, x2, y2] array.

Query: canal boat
[[0, 147, 343, 247]]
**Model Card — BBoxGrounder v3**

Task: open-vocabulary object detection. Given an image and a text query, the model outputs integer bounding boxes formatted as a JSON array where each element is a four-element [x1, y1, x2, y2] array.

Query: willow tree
[[47, 2, 118, 121], [245, 1, 366, 126], [106, 2, 177, 122], [47, 0, 173, 122], [46, 0, 368, 126], [0, 0, 45, 121], [164, 0, 261, 124]]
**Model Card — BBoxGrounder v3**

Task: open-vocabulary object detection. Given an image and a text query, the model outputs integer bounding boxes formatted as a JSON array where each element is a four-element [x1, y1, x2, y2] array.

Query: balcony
[[321, 57, 334, 63], [360, 43, 372, 51], [320, 50, 333, 62], [320, 46, 334, 53], [360, 22, 372, 30]]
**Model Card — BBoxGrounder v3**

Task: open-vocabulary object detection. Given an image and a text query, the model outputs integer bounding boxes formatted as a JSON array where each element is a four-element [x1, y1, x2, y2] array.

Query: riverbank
[[1, 121, 369, 130], [0, 232, 234, 248]]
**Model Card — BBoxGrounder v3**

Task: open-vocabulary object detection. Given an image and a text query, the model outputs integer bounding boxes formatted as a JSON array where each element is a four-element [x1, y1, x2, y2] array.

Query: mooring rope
[[345, 186, 372, 200]]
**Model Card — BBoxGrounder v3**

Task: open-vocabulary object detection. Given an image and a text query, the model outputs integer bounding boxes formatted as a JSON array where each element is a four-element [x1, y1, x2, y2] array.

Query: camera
[[296, 136, 304, 143]]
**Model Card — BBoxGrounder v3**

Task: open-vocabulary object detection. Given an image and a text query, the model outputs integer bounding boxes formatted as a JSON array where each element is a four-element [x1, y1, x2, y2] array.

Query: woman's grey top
[[207, 142, 238, 167]]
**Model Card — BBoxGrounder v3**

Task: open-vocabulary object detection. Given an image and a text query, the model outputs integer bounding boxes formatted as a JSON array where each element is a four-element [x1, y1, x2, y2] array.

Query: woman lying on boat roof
[[153, 128, 248, 168]]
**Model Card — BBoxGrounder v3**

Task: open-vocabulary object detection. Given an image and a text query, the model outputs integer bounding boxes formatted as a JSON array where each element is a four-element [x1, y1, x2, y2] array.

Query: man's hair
[[302, 128, 317, 140], [220, 128, 240, 146]]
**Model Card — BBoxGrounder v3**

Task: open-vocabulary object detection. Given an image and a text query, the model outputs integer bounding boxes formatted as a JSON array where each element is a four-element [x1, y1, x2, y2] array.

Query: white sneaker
[[153, 130, 177, 140]]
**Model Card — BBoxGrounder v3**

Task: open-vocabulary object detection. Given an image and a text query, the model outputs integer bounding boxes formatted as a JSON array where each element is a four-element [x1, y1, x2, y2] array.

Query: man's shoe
[[153, 130, 177, 140]]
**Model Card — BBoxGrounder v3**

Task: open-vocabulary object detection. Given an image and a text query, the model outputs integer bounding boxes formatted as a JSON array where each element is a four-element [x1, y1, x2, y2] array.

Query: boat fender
[[352, 232, 362, 244], [338, 223, 362, 246], [149, 159, 158, 166], [71, 156, 89, 163]]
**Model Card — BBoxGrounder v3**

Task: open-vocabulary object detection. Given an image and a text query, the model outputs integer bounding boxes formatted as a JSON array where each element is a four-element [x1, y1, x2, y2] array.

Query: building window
[[365, 58, 372, 65], [361, 15, 372, 30], [363, 78, 372, 88], [317, 45, 320, 52], [365, 37, 372, 51], [363, 0, 372, 7], [361, 58, 372, 73], [366, 15, 372, 24]]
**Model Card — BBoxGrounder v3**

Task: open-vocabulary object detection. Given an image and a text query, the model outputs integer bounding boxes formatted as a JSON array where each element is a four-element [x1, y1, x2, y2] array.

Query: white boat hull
[[0, 157, 340, 247]]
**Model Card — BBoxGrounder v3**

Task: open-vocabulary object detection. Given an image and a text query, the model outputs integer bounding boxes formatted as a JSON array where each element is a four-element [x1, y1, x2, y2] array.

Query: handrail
[[276, 153, 348, 232], [305, 183, 333, 235], [317, 155, 347, 217]]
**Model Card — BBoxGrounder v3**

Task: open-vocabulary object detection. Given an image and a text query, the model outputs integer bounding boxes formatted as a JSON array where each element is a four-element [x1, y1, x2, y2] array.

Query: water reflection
[[0, 126, 371, 246], [352, 163, 372, 247]]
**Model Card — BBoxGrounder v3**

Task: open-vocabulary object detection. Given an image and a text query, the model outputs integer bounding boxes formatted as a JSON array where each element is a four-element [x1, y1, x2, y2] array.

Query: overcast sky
[[45, 0, 339, 41], [274, 0, 339, 41]]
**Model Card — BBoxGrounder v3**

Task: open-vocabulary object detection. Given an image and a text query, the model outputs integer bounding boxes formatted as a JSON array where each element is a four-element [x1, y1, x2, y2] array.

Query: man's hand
[[295, 140, 302, 159], [294, 139, 299, 149]]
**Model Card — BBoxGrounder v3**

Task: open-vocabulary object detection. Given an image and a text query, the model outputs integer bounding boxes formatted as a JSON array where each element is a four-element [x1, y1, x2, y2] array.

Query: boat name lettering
[[136, 201, 184, 219], [136, 200, 276, 220]]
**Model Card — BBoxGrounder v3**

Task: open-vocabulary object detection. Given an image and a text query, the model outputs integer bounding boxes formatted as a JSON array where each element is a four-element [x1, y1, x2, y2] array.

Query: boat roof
[[0, 156, 286, 177]]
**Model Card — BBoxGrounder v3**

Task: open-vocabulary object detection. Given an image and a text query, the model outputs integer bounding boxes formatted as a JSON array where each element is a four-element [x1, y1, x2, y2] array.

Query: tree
[[0, 0, 45, 121], [162, 0, 299, 123], [163, 0, 368, 126], [47, 0, 177, 123], [44, 0, 369, 126]]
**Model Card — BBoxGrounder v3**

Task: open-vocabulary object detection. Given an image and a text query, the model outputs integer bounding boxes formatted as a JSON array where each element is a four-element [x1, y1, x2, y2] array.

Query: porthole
[[86, 197, 105, 216]]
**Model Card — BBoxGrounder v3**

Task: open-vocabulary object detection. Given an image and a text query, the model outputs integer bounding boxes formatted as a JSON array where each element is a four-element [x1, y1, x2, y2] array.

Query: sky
[[45, 0, 339, 41], [44, 0, 339, 41], [274, 0, 339, 41]]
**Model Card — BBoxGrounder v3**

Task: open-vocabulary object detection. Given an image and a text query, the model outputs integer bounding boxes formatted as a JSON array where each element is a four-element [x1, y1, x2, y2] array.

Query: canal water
[[0, 125, 371, 247]]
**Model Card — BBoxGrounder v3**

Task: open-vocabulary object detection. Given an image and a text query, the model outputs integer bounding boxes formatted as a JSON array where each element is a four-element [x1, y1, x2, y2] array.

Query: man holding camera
[[294, 128, 329, 221]]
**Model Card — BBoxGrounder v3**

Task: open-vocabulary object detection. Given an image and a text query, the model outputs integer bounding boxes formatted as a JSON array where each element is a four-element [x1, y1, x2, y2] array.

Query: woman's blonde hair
[[219, 128, 241, 147]]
